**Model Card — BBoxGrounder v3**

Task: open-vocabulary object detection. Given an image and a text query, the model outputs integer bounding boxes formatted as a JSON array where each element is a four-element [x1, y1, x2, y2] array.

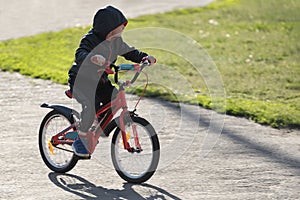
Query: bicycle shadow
[[48, 172, 181, 200]]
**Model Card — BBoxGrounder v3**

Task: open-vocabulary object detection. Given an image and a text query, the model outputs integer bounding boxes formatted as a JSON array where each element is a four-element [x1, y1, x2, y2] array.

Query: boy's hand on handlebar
[[91, 54, 106, 66], [142, 56, 156, 66]]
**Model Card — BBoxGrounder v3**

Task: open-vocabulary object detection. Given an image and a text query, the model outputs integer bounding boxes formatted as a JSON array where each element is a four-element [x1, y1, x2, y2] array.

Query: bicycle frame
[[50, 63, 149, 154], [93, 86, 137, 151]]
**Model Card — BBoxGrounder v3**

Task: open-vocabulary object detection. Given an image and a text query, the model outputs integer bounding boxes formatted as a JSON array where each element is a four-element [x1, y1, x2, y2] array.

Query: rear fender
[[40, 103, 80, 122]]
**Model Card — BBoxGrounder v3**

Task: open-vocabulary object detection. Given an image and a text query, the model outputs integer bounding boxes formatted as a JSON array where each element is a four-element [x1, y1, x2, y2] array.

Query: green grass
[[0, 0, 299, 128], [0, 27, 83, 83]]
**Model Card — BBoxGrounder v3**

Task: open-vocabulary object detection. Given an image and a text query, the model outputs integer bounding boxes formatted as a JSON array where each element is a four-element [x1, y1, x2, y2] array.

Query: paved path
[[0, 1, 300, 199], [0, 0, 213, 40]]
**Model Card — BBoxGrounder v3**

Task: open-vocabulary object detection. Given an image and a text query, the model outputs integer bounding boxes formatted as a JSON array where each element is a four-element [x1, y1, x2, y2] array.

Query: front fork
[[119, 111, 142, 152]]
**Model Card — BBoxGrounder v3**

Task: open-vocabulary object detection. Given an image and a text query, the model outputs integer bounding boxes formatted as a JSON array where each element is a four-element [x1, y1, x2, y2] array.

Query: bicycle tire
[[111, 116, 160, 183], [39, 110, 78, 173]]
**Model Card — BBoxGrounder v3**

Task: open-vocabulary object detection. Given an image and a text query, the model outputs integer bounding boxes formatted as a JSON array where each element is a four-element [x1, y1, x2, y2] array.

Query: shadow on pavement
[[48, 172, 181, 200], [151, 98, 300, 175]]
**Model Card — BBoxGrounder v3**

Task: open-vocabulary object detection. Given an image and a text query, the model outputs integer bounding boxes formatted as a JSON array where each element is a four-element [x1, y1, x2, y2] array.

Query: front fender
[[40, 103, 80, 122]]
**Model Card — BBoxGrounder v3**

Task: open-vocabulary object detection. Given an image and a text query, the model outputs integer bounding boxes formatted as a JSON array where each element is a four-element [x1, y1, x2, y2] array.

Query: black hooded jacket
[[68, 6, 147, 84]]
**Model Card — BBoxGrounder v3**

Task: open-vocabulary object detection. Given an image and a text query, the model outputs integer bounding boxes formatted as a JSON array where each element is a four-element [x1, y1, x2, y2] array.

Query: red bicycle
[[38, 61, 160, 183]]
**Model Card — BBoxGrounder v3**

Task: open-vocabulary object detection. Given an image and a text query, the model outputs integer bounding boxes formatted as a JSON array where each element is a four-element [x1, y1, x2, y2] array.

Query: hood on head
[[93, 6, 128, 39]]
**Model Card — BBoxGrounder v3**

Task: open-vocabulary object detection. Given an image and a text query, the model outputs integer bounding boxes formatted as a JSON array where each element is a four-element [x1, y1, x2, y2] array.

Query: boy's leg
[[71, 80, 118, 158], [74, 89, 95, 133], [94, 80, 118, 122], [96, 80, 119, 107], [72, 88, 95, 157]]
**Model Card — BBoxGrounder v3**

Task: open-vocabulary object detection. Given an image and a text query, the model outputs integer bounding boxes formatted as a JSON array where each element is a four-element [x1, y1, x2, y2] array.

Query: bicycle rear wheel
[[111, 117, 160, 183], [39, 110, 78, 173]]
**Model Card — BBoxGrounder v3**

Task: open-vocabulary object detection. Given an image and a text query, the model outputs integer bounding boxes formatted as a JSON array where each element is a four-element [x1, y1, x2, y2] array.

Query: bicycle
[[38, 61, 160, 183]]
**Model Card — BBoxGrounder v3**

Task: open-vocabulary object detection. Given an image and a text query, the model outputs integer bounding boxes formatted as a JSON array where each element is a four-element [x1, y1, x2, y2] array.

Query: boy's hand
[[142, 56, 156, 66], [91, 54, 106, 66]]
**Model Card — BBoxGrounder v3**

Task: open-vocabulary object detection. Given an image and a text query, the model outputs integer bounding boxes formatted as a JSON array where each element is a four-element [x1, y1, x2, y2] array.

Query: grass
[[0, 0, 299, 128]]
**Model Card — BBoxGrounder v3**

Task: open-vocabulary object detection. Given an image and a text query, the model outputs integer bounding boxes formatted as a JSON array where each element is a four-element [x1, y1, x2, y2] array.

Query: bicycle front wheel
[[111, 116, 160, 183], [39, 110, 78, 173]]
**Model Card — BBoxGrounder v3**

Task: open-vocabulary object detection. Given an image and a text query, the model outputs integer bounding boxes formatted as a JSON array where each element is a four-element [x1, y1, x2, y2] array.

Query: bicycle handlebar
[[110, 61, 150, 85]]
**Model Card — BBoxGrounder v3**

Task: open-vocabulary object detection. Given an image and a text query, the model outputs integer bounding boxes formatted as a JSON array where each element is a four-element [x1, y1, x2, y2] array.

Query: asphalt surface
[[0, 0, 213, 40]]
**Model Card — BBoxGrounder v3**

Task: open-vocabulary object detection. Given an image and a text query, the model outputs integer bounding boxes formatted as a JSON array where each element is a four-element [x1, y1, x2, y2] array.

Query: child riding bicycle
[[67, 5, 156, 158]]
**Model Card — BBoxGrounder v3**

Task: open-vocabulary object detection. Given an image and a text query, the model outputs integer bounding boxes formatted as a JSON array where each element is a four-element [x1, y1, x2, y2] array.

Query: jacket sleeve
[[119, 39, 148, 63], [75, 34, 98, 66]]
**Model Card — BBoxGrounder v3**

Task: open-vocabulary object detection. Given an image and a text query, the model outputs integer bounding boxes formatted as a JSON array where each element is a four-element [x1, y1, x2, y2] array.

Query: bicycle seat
[[65, 90, 74, 99]]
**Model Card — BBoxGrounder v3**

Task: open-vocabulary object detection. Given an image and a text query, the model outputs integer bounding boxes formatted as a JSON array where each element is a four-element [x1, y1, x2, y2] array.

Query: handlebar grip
[[113, 62, 150, 84], [119, 64, 135, 71]]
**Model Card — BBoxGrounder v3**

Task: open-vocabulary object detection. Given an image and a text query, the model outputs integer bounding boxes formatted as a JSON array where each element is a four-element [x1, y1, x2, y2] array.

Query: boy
[[68, 6, 156, 158]]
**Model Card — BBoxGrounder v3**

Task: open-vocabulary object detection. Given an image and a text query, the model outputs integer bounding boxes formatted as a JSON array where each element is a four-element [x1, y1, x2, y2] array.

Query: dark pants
[[69, 76, 118, 132]]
